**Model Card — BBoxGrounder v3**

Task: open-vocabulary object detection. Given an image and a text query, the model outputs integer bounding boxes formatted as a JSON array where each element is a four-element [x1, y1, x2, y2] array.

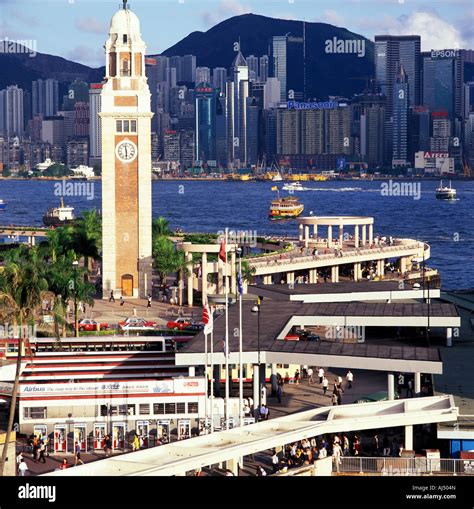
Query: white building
[[264, 77, 281, 110]]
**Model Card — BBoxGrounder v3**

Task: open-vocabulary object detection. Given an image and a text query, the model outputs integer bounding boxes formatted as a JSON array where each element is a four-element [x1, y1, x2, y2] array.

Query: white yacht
[[282, 182, 309, 192]]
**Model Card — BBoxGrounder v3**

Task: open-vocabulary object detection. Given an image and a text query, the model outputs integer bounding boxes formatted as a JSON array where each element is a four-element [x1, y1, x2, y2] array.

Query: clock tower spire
[[100, 4, 153, 299]]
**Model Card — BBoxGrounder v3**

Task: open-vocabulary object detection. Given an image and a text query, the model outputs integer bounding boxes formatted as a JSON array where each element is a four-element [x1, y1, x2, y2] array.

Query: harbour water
[[0, 178, 473, 290]]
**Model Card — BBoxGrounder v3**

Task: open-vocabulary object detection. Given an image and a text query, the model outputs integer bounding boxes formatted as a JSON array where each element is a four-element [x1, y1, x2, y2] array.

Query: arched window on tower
[[120, 55, 131, 77]]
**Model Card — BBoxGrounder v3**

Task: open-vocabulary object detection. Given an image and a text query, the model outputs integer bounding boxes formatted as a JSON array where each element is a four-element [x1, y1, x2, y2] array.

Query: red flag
[[218, 237, 226, 263]]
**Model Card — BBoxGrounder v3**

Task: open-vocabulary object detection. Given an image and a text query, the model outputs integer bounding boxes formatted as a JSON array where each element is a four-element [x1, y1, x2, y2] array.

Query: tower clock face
[[115, 139, 137, 163]]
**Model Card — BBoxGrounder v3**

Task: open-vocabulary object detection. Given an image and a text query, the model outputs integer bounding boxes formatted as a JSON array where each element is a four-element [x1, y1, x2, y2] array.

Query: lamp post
[[236, 247, 243, 426], [251, 296, 262, 412], [72, 260, 79, 338]]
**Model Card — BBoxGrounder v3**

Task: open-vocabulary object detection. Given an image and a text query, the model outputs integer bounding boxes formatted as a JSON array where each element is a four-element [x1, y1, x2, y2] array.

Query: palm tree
[[0, 246, 48, 475], [152, 235, 188, 285], [69, 209, 102, 273], [152, 216, 172, 239]]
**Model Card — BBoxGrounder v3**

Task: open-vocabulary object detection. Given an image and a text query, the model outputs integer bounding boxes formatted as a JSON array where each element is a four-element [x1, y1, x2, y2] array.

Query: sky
[[1, 0, 473, 67]]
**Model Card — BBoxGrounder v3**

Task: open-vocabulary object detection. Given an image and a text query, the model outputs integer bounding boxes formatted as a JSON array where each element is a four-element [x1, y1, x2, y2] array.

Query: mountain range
[[0, 14, 373, 99]]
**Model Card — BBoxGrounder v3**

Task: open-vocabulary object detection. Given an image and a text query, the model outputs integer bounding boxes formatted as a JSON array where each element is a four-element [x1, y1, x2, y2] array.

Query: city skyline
[[1, 0, 473, 67]]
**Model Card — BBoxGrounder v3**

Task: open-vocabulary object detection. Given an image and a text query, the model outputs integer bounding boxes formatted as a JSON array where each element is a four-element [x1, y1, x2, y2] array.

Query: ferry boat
[[0, 199, 6, 210], [269, 195, 304, 220], [42, 197, 75, 226], [435, 180, 457, 200]]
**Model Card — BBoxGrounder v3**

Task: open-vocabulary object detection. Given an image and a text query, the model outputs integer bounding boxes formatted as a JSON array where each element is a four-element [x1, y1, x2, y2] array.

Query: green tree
[[69, 209, 102, 272], [0, 246, 48, 475], [152, 235, 188, 285], [152, 216, 172, 239], [241, 260, 256, 284]]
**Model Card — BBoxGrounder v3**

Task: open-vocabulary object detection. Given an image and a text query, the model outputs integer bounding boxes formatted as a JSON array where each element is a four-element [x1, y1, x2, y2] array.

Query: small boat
[[435, 180, 457, 200], [269, 194, 304, 220], [282, 182, 310, 192], [0, 199, 6, 210], [272, 172, 283, 182], [42, 197, 75, 226]]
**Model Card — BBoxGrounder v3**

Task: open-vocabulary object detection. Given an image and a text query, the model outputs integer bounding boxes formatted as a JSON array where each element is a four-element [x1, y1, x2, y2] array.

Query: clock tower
[[100, 1, 153, 299]]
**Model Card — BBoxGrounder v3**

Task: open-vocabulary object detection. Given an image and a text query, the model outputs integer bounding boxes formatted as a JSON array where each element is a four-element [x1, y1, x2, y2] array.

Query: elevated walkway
[[44, 395, 457, 477]]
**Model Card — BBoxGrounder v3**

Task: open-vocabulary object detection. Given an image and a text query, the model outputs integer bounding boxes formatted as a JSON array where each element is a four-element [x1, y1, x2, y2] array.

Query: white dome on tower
[[109, 8, 141, 35]]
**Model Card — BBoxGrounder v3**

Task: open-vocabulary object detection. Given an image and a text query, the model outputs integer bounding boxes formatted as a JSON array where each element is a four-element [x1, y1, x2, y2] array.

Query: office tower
[[212, 67, 227, 95], [375, 35, 421, 116], [430, 112, 452, 152], [169, 56, 182, 82], [182, 55, 196, 83], [301, 110, 324, 154], [264, 109, 277, 162], [154, 55, 169, 82], [195, 83, 217, 163], [41, 116, 65, 146], [216, 95, 227, 167], [179, 130, 195, 167], [74, 101, 89, 137], [247, 55, 259, 81], [195, 67, 211, 85], [23, 90, 31, 134], [226, 51, 249, 166], [392, 66, 409, 167], [170, 86, 187, 116], [259, 55, 269, 83], [465, 112, 474, 169], [164, 130, 180, 161], [0, 85, 24, 138], [32, 79, 59, 117], [264, 78, 281, 110], [277, 108, 301, 154], [271, 35, 305, 102], [464, 82, 474, 118], [29, 115, 43, 142], [57, 110, 75, 141], [89, 83, 102, 160], [422, 49, 464, 120], [408, 106, 430, 163], [246, 97, 260, 165]]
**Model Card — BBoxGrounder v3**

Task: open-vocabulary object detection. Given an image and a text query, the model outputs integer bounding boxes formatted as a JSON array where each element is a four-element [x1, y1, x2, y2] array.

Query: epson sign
[[430, 49, 458, 59]]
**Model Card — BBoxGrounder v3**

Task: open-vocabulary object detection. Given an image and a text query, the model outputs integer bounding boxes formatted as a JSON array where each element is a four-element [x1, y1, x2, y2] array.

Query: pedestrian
[[16, 451, 23, 469], [346, 370, 353, 389], [294, 369, 300, 385], [284, 372, 290, 385], [318, 367, 324, 384], [331, 392, 338, 406], [372, 434, 380, 456], [271, 450, 279, 473], [104, 435, 112, 457], [109, 291, 115, 302], [256, 465, 267, 476], [322, 376, 329, 395], [120, 295, 124, 306], [147, 294, 152, 308], [133, 307, 137, 317], [60, 458, 69, 470], [18, 459, 28, 477], [354, 436, 361, 456], [332, 441, 342, 472], [307, 367, 313, 385], [407, 379, 414, 398], [38, 440, 47, 464], [277, 384, 283, 404], [32, 435, 39, 462], [343, 435, 350, 456], [132, 433, 140, 451], [383, 435, 390, 456], [74, 442, 84, 466]]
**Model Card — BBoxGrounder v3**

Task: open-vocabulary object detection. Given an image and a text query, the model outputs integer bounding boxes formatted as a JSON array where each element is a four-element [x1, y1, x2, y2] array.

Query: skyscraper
[[195, 67, 211, 85], [0, 85, 24, 138], [259, 55, 269, 83], [32, 79, 59, 117], [375, 35, 421, 116], [212, 67, 227, 94], [422, 49, 464, 120], [247, 55, 259, 82], [195, 83, 217, 163], [271, 35, 305, 102], [392, 65, 409, 167], [182, 55, 196, 83]]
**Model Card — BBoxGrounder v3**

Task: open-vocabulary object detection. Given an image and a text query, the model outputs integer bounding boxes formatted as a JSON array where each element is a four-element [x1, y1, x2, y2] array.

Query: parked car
[[166, 317, 194, 330], [183, 323, 205, 333], [284, 333, 300, 341], [69, 319, 109, 332], [296, 329, 320, 341], [118, 317, 158, 331]]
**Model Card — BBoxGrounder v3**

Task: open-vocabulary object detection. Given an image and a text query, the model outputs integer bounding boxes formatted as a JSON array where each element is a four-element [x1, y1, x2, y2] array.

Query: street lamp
[[251, 296, 263, 412], [72, 260, 79, 338]]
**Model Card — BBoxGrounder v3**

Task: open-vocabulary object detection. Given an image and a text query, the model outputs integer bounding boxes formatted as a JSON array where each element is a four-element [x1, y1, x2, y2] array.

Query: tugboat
[[269, 188, 304, 220], [435, 180, 457, 200], [0, 199, 6, 210], [42, 198, 75, 226]]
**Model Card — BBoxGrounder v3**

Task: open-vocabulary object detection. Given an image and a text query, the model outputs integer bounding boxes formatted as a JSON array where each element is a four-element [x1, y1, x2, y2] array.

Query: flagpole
[[210, 310, 214, 434], [238, 252, 243, 427], [204, 328, 208, 433], [224, 229, 230, 430]]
